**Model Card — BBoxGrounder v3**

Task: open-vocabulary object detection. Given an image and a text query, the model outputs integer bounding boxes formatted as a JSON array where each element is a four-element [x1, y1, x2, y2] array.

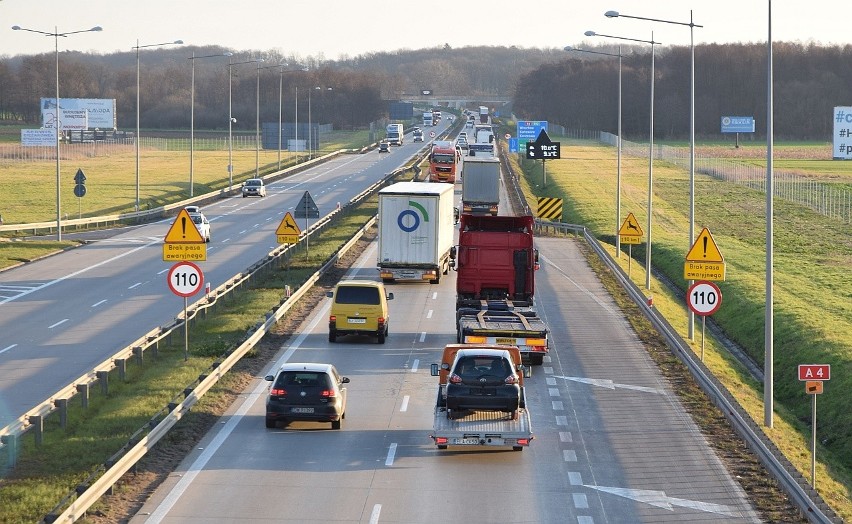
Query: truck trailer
[[430, 344, 533, 451], [461, 156, 500, 215], [377, 182, 455, 284], [386, 123, 404, 146], [450, 214, 549, 364]]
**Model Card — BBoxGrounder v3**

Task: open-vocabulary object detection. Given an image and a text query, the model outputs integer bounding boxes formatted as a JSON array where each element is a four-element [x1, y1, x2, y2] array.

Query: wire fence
[[600, 132, 852, 224]]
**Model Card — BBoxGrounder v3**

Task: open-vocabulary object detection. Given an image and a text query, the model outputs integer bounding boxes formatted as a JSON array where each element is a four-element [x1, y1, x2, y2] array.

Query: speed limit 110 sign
[[167, 261, 204, 297], [687, 280, 722, 316]]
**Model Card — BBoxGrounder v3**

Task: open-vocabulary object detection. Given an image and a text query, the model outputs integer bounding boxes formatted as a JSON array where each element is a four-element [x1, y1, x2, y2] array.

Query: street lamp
[[586, 30, 658, 291], [228, 57, 264, 191], [259, 64, 303, 171], [11, 24, 102, 241], [606, 9, 702, 336], [565, 45, 622, 258], [188, 51, 231, 198], [308, 86, 332, 159], [135, 38, 182, 212]]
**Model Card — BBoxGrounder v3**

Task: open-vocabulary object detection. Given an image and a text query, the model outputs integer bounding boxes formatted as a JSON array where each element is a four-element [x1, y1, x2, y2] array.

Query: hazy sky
[[0, 1, 846, 60]]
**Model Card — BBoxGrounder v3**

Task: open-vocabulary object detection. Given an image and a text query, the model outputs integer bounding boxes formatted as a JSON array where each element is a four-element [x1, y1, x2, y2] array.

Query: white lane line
[[578, 516, 595, 524], [400, 395, 409, 412], [385, 443, 397, 466], [91, 299, 107, 307], [543, 366, 554, 374], [568, 472, 583, 485], [129, 282, 142, 289], [157, 268, 169, 275], [426, 309, 433, 319], [555, 415, 568, 426], [573, 493, 589, 509], [0, 344, 17, 355], [563, 449, 577, 462], [548, 387, 560, 397], [431, 292, 437, 300], [221, 238, 231, 243], [559, 431, 573, 443], [546, 377, 556, 386], [419, 332, 426, 342], [552, 401, 564, 411], [370, 504, 382, 524], [49, 319, 69, 329], [411, 359, 420, 373]]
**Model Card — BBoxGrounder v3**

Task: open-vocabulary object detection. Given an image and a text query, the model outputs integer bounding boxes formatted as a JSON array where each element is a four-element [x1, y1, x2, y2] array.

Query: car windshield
[[335, 286, 380, 305], [190, 214, 204, 224], [246, 180, 261, 187], [454, 356, 511, 377], [274, 372, 331, 389]]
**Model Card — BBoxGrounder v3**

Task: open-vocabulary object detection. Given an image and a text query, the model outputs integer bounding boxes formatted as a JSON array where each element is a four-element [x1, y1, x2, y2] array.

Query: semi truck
[[377, 181, 455, 284], [478, 105, 489, 124], [423, 112, 434, 126], [468, 124, 494, 156], [450, 214, 550, 365], [461, 156, 500, 215], [430, 344, 533, 451], [428, 141, 460, 183], [386, 123, 404, 146]]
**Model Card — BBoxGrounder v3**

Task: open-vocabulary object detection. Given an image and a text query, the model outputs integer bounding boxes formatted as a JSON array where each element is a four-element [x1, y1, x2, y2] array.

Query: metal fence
[[600, 132, 852, 224]]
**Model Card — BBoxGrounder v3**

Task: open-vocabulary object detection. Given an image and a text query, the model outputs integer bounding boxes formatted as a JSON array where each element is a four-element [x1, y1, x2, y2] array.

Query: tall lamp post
[[565, 45, 622, 258], [135, 38, 182, 212], [308, 86, 332, 159], [586, 30, 658, 291], [188, 51, 231, 198], [606, 9, 702, 338], [258, 64, 302, 171], [228, 57, 264, 192], [11, 24, 102, 241]]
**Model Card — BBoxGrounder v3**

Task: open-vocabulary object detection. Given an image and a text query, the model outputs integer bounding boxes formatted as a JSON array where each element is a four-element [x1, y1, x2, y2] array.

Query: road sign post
[[687, 280, 722, 360], [294, 191, 319, 260], [798, 363, 830, 488], [168, 261, 204, 361]]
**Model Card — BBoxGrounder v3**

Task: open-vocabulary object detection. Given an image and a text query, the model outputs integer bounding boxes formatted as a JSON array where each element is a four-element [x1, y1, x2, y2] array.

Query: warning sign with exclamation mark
[[163, 209, 207, 261], [684, 228, 726, 281]]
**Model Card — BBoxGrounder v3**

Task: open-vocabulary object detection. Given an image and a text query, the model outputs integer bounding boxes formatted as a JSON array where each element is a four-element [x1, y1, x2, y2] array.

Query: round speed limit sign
[[687, 280, 722, 316], [167, 261, 204, 297]]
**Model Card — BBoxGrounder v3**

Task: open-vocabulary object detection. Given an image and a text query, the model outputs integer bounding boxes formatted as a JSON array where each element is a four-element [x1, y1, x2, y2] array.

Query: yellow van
[[327, 280, 393, 344]]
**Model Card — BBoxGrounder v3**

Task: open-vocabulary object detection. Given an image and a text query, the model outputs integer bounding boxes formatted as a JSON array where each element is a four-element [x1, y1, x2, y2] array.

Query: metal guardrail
[[534, 219, 840, 524]]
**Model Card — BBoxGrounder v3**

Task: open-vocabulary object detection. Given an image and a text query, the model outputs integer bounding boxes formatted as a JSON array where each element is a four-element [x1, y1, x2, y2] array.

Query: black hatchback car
[[264, 363, 349, 429], [444, 348, 521, 419]]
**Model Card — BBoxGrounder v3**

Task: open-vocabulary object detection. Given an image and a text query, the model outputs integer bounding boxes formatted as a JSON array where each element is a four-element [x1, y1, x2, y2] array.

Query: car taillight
[[270, 388, 287, 397], [329, 315, 336, 323], [378, 317, 386, 328], [504, 375, 518, 385], [321, 389, 336, 398], [449, 373, 462, 384]]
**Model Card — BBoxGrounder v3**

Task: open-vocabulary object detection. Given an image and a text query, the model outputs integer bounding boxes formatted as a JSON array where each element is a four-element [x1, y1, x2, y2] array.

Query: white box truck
[[461, 156, 501, 215], [386, 123, 404, 145], [423, 112, 434, 126], [378, 182, 455, 283]]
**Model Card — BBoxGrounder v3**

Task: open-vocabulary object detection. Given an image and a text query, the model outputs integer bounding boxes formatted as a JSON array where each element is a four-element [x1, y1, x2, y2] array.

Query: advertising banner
[[40, 98, 116, 130], [21, 129, 57, 146], [832, 106, 852, 159]]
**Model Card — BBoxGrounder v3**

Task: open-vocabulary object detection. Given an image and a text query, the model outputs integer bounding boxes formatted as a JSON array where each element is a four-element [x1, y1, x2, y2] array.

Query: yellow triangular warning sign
[[276, 212, 301, 236], [165, 209, 205, 243], [618, 213, 643, 237], [685, 228, 724, 263]]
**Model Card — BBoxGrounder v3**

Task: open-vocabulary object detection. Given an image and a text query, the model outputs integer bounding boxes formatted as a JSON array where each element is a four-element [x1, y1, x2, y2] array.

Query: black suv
[[445, 348, 521, 419]]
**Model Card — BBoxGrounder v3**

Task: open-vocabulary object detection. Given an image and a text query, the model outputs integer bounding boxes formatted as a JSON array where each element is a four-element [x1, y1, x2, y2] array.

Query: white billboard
[[40, 98, 116, 130], [832, 106, 852, 159], [21, 129, 57, 146]]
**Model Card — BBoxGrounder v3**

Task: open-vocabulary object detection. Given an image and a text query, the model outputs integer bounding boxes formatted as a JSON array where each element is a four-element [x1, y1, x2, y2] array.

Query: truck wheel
[[530, 353, 544, 365], [265, 418, 276, 429], [429, 276, 439, 284], [377, 332, 386, 344]]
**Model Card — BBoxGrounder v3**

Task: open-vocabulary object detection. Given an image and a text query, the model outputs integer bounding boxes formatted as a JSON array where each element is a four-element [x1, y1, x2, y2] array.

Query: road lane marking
[[157, 268, 169, 275], [0, 344, 17, 355], [584, 485, 742, 517], [546, 377, 556, 386], [400, 395, 409, 412], [419, 332, 426, 342], [554, 375, 666, 395], [411, 359, 419, 373], [385, 443, 397, 466], [559, 431, 572, 442], [129, 282, 142, 289], [426, 309, 433, 318], [568, 472, 583, 485], [573, 493, 589, 509], [563, 449, 577, 462], [431, 292, 437, 300], [370, 505, 381, 524], [91, 299, 107, 307], [49, 319, 69, 329], [548, 387, 560, 397], [555, 415, 568, 426], [552, 401, 563, 410]]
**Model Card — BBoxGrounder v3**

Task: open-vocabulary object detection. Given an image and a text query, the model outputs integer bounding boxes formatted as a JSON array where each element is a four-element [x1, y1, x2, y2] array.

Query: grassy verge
[[0, 194, 381, 522], [506, 138, 852, 520]]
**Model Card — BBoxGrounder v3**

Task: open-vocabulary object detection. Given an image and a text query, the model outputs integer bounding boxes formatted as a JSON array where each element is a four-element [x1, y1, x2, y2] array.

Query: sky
[[0, 1, 848, 60]]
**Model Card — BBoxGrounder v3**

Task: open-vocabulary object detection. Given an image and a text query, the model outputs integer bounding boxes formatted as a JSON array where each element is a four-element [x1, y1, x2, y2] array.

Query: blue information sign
[[509, 138, 518, 153], [721, 116, 755, 133], [517, 120, 548, 140]]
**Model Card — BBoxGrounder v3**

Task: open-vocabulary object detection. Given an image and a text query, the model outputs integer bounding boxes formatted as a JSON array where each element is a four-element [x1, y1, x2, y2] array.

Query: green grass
[[508, 138, 852, 520], [0, 195, 381, 522]]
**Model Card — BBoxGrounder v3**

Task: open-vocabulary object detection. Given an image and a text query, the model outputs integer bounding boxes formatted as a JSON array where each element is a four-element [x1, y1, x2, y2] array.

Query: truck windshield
[[432, 153, 455, 164]]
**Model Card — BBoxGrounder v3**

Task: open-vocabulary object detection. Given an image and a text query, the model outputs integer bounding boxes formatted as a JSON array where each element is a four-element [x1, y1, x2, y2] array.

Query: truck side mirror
[[430, 363, 439, 376], [520, 366, 532, 379], [326, 291, 333, 298], [386, 292, 394, 301], [453, 208, 460, 224]]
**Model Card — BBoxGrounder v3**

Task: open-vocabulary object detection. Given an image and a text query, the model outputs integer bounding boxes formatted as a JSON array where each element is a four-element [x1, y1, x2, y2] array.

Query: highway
[[0, 120, 446, 430], [129, 236, 760, 523]]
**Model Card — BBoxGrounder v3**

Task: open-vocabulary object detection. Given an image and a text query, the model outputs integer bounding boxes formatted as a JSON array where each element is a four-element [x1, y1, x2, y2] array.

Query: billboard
[[40, 98, 116, 130], [21, 129, 56, 146], [833, 106, 852, 159], [720, 116, 755, 133]]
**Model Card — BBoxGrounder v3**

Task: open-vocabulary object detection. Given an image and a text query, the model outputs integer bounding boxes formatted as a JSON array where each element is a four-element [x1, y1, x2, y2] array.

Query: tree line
[[514, 42, 852, 141], [1, 42, 849, 140]]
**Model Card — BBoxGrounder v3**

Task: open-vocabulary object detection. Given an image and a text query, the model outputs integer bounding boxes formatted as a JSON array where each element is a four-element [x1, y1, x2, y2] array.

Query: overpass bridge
[[398, 95, 512, 109]]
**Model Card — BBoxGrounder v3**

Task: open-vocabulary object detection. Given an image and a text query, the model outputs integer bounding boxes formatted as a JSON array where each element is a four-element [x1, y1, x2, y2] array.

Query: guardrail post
[[76, 383, 90, 409], [55, 398, 68, 428], [1, 434, 18, 467], [97, 371, 109, 395], [28, 415, 43, 446], [133, 346, 144, 365], [116, 359, 127, 381]]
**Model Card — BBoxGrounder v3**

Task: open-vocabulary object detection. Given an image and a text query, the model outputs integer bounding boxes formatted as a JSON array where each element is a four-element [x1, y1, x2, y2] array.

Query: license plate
[[291, 407, 314, 414], [496, 338, 517, 344], [453, 438, 481, 445], [348, 318, 366, 324]]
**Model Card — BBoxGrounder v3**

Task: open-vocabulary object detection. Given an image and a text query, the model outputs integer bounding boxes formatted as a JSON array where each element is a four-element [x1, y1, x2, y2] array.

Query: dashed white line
[[552, 401, 564, 410], [546, 377, 556, 386], [577, 516, 595, 524], [563, 449, 577, 462], [419, 332, 426, 342], [543, 366, 554, 374], [411, 359, 419, 373], [573, 493, 589, 509], [49, 319, 69, 329], [385, 443, 397, 466], [567, 472, 583, 485], [129, 282, 142, 289], [91, 299, 107, 307], [555, 415, 568, 426], [370, 504, 381, 524], [426, 309, 433, 319], [431, 292, 437, 300], [548, 387, 560, 397], [0, 344, 17, 355], [400, 395, 409, 412], [559, 431, 573, 443], [157, 268, 169, 275]]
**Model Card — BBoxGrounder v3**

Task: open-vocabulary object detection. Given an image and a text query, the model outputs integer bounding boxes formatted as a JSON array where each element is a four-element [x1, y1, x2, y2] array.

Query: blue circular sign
[[397, 209, 420, 232]]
